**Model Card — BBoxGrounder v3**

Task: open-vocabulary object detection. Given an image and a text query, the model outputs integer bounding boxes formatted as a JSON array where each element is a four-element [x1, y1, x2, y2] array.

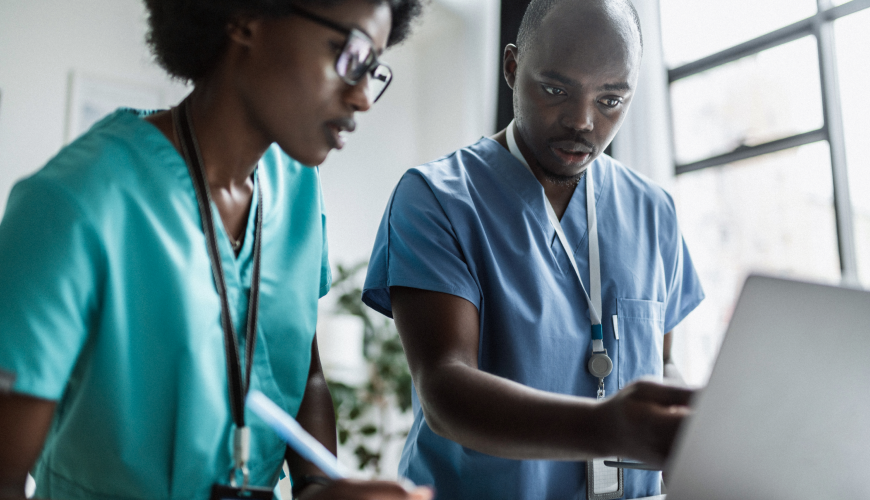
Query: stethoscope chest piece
[[588, 350, 613, 379]]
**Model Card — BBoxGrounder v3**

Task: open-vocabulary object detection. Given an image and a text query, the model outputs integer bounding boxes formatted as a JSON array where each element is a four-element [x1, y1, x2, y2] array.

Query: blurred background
[[1, 0, 867, 484]]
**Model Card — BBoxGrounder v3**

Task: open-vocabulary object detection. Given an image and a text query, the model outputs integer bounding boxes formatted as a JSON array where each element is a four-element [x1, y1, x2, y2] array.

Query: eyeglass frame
[[286, 5, 393, 102]]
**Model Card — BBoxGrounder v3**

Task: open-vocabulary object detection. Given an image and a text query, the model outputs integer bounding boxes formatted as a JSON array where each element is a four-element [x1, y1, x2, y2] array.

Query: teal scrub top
[[363, 138, 704, 499], [0, 109, 331, 500]]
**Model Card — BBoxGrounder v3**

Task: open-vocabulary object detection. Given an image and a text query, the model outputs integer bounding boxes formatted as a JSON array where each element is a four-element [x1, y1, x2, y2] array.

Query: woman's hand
[[298, 479, 433, 500]]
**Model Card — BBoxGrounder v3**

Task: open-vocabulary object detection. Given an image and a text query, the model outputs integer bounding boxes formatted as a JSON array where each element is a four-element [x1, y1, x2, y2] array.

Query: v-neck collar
[[213, 171, 260, 278], [480, 136, 606, 255]]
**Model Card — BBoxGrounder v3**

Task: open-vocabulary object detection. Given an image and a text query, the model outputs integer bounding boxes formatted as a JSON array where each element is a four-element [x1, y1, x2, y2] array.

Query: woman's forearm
[[285, 336, 337, 480]]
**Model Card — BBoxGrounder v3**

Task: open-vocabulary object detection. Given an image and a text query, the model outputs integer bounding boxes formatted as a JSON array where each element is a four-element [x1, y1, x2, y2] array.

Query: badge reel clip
[[587, 324, 612, 399], [586, 326, 624, 500], [210, 426, 272, 500]]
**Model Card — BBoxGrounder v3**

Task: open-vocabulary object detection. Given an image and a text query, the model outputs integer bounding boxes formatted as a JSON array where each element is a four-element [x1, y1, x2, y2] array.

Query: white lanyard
[[506, 121, 605, 352], [507, 123, 624, 498]]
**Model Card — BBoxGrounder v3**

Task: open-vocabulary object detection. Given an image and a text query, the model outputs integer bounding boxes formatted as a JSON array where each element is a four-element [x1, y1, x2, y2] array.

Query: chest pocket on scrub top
[[616, 298, 665, 390]]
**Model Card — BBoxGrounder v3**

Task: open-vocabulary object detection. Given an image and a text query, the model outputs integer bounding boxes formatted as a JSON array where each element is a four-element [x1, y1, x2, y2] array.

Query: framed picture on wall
[[65, 72, 163, 144]]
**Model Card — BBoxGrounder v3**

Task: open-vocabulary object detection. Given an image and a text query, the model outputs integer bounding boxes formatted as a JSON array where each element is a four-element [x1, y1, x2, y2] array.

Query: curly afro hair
[[145, 0, 425, 82]]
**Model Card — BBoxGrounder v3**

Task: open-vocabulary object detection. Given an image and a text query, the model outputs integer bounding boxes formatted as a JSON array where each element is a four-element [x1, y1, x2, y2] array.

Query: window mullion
[[814, 1, 859, 284]]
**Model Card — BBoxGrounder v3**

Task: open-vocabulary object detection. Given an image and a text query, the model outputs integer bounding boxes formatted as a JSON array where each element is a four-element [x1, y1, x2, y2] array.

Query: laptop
[[665, 275, 870, 500]]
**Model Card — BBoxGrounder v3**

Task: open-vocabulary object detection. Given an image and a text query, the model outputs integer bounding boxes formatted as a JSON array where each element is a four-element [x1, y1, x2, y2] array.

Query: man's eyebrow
[[540, 70, 579, 87], [539, 71, 632, 92], [600, 82, 632, 91]]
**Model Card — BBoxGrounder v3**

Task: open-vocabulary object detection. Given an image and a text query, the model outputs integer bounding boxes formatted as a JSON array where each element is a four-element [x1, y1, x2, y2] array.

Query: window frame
[[666, 0, 870, 284]]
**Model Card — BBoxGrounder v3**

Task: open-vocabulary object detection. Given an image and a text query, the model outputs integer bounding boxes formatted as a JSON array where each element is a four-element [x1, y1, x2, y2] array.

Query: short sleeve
[[362, 171, 480, 318], [0, 178, 103, 399], [317, 170, 331, 298], [319, 216, 331, 298], [663, 217, 704, 333]]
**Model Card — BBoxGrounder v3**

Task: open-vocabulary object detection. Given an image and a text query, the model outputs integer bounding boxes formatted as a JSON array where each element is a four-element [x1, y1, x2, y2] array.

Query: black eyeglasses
[[288, 5, 393, 103]]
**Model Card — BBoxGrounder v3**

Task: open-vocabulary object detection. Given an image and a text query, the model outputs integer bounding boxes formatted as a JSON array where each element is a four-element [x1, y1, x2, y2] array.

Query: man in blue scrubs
[[362, 0, 704, 498]]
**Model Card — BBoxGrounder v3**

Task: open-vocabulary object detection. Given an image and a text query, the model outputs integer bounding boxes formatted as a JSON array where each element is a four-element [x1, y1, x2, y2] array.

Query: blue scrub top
[[0, 109, 331, 500], [363, 137, 704, 500]]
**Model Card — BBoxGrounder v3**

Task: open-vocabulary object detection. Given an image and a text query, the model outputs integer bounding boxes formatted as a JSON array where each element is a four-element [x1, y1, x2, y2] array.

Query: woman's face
[[231, 1, 392, 166]]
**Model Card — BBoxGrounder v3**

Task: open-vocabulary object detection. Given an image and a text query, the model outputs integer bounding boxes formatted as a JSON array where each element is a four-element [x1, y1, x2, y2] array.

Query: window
[[835, 8, 870, 285], [661, 0, 870, 384]]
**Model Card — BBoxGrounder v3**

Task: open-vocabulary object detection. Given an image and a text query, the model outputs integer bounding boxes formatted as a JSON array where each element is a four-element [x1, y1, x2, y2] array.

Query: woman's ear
[[227, 16, 261, 48]]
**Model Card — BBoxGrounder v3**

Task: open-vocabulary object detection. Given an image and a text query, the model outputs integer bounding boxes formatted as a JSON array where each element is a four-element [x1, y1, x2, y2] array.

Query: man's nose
[[562, 99, 595, 133], [345, 74, 374, 113]]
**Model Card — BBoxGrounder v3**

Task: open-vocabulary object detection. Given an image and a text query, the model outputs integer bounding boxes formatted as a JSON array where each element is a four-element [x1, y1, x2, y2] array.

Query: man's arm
[[662, 332, 685, 384], [0, 392, 55, 500], [391, 286, 694, 467]]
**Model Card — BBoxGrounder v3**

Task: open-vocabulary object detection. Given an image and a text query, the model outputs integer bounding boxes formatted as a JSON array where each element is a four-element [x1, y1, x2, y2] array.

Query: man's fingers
[[646, 403, 691, 429], [646, 403, 692, 460], [631, 380, 695, 407]]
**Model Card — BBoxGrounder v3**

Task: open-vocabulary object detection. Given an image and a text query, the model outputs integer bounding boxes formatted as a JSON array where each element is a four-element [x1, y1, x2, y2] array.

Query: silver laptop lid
[[666, 275, 870, 500]]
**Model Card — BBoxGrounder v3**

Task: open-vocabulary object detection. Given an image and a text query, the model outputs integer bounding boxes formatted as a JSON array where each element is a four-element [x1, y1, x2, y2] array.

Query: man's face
[[232, 0, 392, 166], [506, 4, 641, 182]]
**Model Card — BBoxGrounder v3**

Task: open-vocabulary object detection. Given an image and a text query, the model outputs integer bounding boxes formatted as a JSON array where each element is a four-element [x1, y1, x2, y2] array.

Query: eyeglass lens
[[336, 30, 392, 102]]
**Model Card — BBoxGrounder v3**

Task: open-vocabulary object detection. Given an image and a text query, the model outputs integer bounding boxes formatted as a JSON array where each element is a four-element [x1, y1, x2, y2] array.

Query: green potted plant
[[324, 262, 414, 477]]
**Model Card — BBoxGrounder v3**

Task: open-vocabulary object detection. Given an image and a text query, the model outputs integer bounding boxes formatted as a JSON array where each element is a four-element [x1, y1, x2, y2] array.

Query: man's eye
[[542, 85, 566, 96], [600, 97, 622, 108]]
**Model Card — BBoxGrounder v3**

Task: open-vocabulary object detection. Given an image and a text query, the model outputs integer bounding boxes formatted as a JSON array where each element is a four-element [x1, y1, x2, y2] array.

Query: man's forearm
[[663, 361, 685, 385], [391, 288, 690, 466], [661, 332, 684, 384], [417, 361, 608, 461], [418, 365, 692, 466]]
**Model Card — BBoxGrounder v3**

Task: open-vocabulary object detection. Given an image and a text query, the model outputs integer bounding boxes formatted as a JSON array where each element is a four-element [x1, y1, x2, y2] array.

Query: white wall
[[0, 0, 500, 269], [0, 0, 190, 215], [610, 0, 674, 189], [319, 0, 501, 267]]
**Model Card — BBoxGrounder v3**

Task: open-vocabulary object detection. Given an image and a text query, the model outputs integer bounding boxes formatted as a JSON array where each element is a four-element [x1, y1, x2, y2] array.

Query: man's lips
[[551, 148, 590, 164], [549, 139, 593, 154], [548, 138, 595, 165], [326, 118, 356, 150]]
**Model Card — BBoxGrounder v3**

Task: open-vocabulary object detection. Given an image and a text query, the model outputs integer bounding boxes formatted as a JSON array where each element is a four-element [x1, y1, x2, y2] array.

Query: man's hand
[[596, 380, 694, 468], [298, 479, 433, 500]]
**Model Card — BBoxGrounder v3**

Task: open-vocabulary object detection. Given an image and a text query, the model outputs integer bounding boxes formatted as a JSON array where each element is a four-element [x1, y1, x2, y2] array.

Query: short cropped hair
[[145, 0, 425, 82], [516, 0, 642, 55]]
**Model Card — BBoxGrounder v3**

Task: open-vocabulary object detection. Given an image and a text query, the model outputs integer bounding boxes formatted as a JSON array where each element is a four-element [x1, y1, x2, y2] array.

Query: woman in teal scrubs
[[0, 1, 430, 499]]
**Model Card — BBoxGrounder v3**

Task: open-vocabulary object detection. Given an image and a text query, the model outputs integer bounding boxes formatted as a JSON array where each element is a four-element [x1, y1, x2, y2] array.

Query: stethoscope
[[506, 120, 613, 400]]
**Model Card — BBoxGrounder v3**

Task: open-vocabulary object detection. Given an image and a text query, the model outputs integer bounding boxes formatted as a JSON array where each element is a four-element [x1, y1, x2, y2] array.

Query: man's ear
[[503, 44, 519, 90], [227, 16, 261, 48]]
